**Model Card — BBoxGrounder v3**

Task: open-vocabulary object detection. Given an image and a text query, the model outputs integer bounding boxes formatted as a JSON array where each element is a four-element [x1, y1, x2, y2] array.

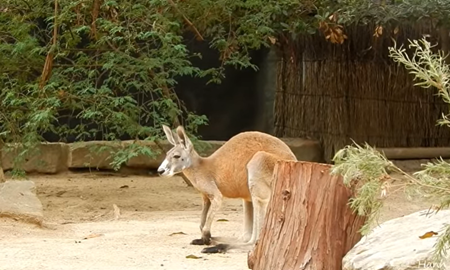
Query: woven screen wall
[[274, 22, 450, 162]]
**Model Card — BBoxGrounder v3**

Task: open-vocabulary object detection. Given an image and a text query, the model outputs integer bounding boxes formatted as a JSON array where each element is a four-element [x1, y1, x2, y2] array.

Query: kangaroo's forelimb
[[199, 194, 211, 232], [191, 190, 223, 245]]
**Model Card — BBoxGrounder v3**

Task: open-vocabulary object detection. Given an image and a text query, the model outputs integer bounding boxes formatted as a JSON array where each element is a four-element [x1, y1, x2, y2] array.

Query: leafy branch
[[0, 0, 211, 174], [389, 38, 450, 127], [331, 141, 393, 234]]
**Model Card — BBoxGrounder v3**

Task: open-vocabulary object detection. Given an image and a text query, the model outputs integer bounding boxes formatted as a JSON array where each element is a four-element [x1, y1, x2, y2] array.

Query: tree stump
[[248, 161, 367, 270]]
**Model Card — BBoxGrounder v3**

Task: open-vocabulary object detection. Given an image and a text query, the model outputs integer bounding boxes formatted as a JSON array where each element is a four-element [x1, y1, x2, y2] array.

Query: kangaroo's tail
[[201, 243, 232, 254]]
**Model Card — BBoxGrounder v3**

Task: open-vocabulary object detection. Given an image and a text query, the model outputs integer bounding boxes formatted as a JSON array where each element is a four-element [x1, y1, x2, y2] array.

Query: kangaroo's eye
[[173, 155, 181, 159]]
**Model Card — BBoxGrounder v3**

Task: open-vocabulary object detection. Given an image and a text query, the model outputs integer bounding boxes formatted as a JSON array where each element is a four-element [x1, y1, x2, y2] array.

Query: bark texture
[[248, 161, 367, 270]]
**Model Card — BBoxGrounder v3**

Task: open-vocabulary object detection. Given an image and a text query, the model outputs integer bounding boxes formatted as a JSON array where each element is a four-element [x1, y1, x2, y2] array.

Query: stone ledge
[[2, 138, 324, 173], [2, 143, 70, 174], [69, 141, 122, 170], [68, 140, 223, 170]]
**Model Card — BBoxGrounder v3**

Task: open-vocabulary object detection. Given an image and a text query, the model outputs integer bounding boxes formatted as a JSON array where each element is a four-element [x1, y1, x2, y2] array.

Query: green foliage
[[0, 0, 320, 173], [0, 0, 212, 173], [414, 158, 450, 208], [2, 0, 450, 174], [331, 142, 395, 234]]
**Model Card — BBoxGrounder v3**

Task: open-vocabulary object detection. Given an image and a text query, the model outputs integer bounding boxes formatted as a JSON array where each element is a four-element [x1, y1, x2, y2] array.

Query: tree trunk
[[248, 161, 367, 270]]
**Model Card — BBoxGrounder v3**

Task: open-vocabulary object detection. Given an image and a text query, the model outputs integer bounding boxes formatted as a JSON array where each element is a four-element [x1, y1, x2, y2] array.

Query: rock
[[343, 209, 450, 270], [281, 138, 324, 162], [2, 143, 69, 174], [0, 180, 43, 225], [69, 140, 217, 171], [124, 141, 164, 169], [0, 137, 323, 172], [69, 138, 323, 170], [195, 140, 223, 157], [69, 141, 122, 170]]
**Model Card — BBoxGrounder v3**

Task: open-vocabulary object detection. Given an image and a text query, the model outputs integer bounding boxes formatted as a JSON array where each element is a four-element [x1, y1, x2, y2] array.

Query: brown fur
[[183, 132, 295, 200], [157, 125, 297, 252]]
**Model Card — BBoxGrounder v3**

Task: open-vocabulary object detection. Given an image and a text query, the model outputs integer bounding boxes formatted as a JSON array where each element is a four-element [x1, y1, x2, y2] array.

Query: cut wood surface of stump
[[248, 161, 367, 270]]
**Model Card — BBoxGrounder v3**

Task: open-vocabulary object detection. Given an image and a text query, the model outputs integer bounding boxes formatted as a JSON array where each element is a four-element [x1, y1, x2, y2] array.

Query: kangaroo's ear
[[176, 125, 193, 150], [162, 125, 178, 146]]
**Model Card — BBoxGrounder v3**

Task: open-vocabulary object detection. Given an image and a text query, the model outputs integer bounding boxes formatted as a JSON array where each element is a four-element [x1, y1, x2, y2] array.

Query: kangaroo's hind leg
[[246, 151, 278, 245], [238, 200, 253, 242], [201, 152, 277, 254]]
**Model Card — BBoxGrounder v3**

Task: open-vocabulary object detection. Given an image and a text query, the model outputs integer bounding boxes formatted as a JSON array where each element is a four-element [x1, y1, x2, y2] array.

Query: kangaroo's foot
[[190, 238, 209, 245], [190, 231, 211, 245], [201, 244, 230, 254]]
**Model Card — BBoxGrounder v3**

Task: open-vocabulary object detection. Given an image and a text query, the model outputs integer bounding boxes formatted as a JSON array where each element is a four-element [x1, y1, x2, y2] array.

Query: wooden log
[[248, 161, 367, 270]]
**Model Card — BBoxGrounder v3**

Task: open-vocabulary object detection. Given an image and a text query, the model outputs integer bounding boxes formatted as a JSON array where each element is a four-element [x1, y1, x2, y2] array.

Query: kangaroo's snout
[[157, 159, 171, 176], [157, 163, 167, 175]]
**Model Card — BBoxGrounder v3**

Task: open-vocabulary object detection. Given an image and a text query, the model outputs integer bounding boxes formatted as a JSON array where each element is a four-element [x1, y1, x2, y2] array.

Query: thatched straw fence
[[274, 22, 450, 162]]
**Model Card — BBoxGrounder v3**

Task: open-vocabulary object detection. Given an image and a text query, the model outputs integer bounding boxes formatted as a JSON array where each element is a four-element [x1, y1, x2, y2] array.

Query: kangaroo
[[157, 125, 297, 253]]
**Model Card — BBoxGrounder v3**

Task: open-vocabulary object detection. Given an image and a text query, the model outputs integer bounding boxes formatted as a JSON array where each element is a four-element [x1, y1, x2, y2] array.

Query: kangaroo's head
[[157, 125, 194, 177]]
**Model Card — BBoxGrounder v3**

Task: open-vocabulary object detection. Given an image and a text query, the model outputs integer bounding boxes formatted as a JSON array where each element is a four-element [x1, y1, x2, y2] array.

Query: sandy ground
[[0, 167, 438, 270]]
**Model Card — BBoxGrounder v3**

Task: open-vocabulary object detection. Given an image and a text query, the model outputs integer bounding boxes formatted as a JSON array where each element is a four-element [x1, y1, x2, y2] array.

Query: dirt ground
[[0, 165, 438, 270]]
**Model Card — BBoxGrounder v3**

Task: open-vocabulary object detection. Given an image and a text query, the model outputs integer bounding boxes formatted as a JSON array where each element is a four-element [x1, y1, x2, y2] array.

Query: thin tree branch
[[167, 0, 204, 41], [39, 0, 58, 89], [90, 0, 101, 39]]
